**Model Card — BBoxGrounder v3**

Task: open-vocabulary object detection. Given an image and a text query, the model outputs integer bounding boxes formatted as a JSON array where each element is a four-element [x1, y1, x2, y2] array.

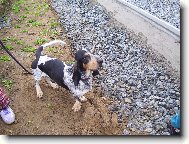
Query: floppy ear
[[92, 70, 100, 77], [72, 64, 81, 86]]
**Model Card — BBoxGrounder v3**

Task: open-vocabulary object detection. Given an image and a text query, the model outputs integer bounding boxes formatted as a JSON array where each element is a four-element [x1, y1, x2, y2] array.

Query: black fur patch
[[75, 50, 91, 70], [72, 65, 81, 86], [31, 46, 44, 69], [92, 70, 99, 77], [31, 59, 39, 69], [38, 59, 69, 90]]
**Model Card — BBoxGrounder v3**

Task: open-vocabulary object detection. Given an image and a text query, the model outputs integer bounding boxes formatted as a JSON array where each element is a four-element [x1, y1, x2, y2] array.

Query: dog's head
[[72, 48, 103, 86]]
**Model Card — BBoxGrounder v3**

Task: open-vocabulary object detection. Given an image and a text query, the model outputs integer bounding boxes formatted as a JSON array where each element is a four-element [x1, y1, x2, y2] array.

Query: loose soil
[[0, 0, 126, 135]]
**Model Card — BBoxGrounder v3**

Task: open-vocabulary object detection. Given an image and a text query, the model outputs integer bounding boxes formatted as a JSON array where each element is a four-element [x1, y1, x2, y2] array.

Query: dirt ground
[[0, 0, 126, 135]]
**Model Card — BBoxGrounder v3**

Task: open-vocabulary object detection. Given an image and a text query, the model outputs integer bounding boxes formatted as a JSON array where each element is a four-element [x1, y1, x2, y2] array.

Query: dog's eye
[[82, 57, 89, 64]]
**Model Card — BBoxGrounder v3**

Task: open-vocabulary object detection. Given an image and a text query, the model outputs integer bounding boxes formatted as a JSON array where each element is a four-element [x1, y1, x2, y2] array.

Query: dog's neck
[[71, 63, 92, 81], [79, 69, 91, 80]]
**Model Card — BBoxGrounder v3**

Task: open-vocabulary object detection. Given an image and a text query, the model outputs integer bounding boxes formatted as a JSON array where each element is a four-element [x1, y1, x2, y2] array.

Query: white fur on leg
[[36, 83, 43, 98], [45, 77, 59, 89], [80, 96, 87, 102]]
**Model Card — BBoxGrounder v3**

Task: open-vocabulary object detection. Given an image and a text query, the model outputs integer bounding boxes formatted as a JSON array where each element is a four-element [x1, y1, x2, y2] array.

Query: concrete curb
[[117, 0, 180, 38]]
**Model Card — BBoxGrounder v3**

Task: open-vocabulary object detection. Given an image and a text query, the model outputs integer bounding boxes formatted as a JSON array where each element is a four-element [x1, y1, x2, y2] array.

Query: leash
[[0, 39, 33, 75]]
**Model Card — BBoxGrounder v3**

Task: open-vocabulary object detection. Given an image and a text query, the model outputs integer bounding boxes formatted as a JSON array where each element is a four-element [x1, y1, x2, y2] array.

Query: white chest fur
[[63, 64, 92, 98]]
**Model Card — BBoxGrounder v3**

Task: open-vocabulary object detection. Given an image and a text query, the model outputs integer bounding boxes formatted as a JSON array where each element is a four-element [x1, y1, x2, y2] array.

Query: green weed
[[2, 37, 23, 45], [1, 79, 13, 91], [32, 21, 43, 27], [19, 15, 27, 20], [0, 55, 11, 62], [15, 40, 24, 45], [35, 12, 41, 17], [2, 37, 16, 43], [43, 3, 49, 11], [34, 38, 48, 45], [15, 25, 21, 28], [5, 44, 13, 50], [22, 46, 36, 53], [21, 29, 28, 33], [27, 19, 36, 23], [0, 0, 6, 4], [24, 7, 29, 11], [66, 60, 75, 64], [39, 29, 49, 36], [50, 22, 59, 28], [52, 30, 58, 35], [47, 47, 55, 52], [27, 19, 43, 27], [12, 4, 20, 13]]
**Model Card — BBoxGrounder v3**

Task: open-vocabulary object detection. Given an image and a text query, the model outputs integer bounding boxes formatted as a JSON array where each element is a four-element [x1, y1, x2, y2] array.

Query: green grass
[[47, 47, 55, 52], [43, 3, 49, 11], [52, 30, 58, 35], [0, 55, 11, 61], [2, 37, 24, 45], [27, 19, 36, 23], [22, 46, 36, 53], [0, 0, 6, 4], [2, 37, 15, 42], [39, 29, 49, 36], [12, 0, 25, 13], [5, 44, 13, 50], [50, 22, 59, 28], [1, 79, 13, 90], [19, 15, 27, 20], [15, 40, 24, 45], [15, 25, 21, 28], [12, 4, 20, 13], [34, 38, 48, 45], [34, 12, 41, 17], [24, 7, 29, 11], [32, 21, 43, 27], [66, 60, 75, 65], [17, 0, 25, 5], [27, 19, 43, 27], [21, 29, 28, 33]]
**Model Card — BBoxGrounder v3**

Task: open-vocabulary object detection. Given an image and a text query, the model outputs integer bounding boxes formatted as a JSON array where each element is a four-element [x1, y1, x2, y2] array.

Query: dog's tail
[[35, 40, 66, 59]]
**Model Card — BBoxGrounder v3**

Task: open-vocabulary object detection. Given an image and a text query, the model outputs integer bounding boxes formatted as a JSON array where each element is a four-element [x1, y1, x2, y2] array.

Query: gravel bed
[[51, 0, 180, 135], [124, 0, 180, 29], [0, 16, 11, 29]]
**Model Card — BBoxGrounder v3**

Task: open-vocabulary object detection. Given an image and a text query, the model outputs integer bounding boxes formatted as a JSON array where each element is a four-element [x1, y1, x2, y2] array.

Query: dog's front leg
[[72, 99, 82, 112], [35, 81, 43, 98], [45, 77, 59, 89]]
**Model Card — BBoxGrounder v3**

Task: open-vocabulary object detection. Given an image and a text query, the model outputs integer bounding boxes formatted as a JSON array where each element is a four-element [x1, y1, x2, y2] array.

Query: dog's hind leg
[[35, 80, 43, 98], [33, 68, 43, 98], [45, 77, 59, 89]]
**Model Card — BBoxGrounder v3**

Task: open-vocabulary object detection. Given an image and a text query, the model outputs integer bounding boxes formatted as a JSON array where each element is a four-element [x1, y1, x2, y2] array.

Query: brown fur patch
[[83, 52, 99, 70], [83, 59, 98, 70]]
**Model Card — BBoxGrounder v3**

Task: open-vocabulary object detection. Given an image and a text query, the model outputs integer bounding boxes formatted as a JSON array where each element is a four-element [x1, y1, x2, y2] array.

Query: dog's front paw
[[50, 83, 59, 89], [72, 101, 81, 112], [37, 91, 43, 98], [80, 96, 87, 102]]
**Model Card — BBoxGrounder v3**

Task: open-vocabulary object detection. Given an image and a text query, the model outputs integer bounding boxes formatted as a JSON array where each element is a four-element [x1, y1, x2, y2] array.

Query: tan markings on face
[[83, 52, 99, 70]]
